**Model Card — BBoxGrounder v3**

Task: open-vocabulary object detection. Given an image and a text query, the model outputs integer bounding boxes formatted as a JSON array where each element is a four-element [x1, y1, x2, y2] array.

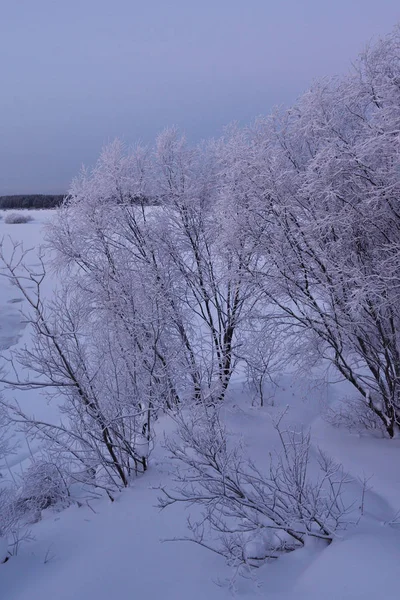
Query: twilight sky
[[1, 1, 399, 194]]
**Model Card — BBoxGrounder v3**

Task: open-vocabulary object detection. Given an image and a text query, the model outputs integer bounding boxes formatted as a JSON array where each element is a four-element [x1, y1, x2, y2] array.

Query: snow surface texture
[[0, 211, 399, 599]]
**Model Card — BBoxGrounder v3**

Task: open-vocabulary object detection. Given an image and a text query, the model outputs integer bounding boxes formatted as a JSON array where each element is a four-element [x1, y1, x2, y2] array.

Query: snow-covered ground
[[0, 211, 399, 599]]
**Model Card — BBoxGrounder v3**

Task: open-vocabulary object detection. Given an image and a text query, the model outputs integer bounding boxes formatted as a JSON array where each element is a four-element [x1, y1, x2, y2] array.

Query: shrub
[[4, 213, 33, 224], [159, 409, 360, 571], [324, 396, 386, 436], [15, 461, 70, 522]]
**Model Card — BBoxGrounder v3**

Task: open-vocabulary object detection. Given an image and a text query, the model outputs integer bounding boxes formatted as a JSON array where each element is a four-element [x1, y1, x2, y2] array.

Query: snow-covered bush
[[324, 396, 386, 436], [160, 409, 358, 570], [4, 213, 33, 224], [15, 461, 70, 521]]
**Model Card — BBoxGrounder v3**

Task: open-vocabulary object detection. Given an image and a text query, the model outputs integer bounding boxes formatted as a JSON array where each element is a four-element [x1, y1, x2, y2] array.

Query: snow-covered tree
[[0, 242, 153, 495], [47, 132, 257, 406], [220, 28, 400, 436]]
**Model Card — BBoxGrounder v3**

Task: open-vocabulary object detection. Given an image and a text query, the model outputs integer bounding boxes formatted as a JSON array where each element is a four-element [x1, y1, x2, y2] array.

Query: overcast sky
[[1, 0, 399, 194]]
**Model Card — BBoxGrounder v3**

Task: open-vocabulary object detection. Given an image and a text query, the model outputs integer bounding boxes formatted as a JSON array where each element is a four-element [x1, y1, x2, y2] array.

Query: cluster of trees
[[1, 27, 399, 567], [0, 195, 65, 210]]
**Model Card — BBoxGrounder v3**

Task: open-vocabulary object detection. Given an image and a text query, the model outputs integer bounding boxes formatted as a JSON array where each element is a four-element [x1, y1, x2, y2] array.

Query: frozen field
[[0, 211, 55, 352], [0, 211, 400, 600]]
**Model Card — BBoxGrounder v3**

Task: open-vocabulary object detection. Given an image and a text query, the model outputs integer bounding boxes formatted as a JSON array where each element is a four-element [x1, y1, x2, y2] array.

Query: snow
[[0, 481, 225, 599], [1, 210, 400, 599], [297, 526, 400, 599]]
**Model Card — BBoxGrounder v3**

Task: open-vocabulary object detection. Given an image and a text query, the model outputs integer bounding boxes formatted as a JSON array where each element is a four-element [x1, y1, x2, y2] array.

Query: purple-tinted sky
[[1, 0, 399, 194]]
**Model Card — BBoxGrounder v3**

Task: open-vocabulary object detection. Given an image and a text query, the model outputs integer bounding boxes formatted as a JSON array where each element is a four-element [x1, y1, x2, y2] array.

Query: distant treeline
[[0, 193, 158, 210], [0, 195, 65, 209]]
